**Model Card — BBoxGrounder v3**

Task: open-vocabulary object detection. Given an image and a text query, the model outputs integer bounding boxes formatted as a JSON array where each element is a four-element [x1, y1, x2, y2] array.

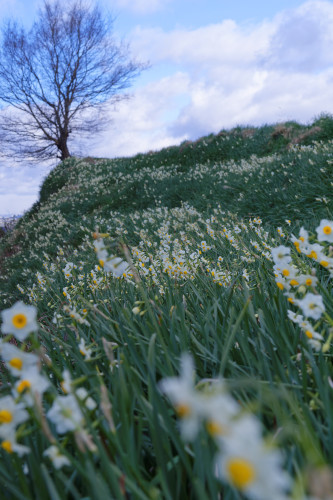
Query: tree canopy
[[0, 0, 144, 161]]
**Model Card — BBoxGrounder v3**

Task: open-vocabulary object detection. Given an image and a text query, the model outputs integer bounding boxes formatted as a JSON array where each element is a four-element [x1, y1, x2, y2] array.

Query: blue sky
[[0, 0, 333, 214]]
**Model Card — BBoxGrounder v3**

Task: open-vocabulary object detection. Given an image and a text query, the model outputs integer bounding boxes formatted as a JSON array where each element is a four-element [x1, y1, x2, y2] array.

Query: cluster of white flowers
[[272, 219, 333, 351], [0, 301, 48, 455], [160, 354, 291, 500], [18, 203, 284, 312], [0, 301, 97, 468], [93, 237, 129, 278], [128, 213, 275, 289]]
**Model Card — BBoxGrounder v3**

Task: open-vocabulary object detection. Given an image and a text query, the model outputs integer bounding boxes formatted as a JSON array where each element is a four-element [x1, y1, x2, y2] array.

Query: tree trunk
[[57, 135, 71, 161]]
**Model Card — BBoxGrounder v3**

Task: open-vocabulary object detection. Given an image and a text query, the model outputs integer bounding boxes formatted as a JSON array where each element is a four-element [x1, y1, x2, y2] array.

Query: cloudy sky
[[0, 0, 333, 215]]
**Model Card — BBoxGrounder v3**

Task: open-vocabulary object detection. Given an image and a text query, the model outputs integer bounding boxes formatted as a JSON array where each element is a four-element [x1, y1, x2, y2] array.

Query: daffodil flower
[[1, 301, 38, 341]]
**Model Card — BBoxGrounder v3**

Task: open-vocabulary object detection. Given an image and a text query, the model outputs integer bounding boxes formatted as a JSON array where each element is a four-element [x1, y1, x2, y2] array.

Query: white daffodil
[[47, 394, 84, 434], [0, 429, 30, 456], [63, 262, 76, 279], [198, 383, 240, 440], [1, 302, 38, 341], [0, 395, 29, 431], [78, 338, 92, 360], [297, 275, 318, 288], [43, 445, 71, 469], [0, 343, 39, 377], [291, 228, 309, 253], [296, 293, 325, 320], [93, 238, 108, 267], [215, 415, 290, 500], [316, 219, 333, 243], [13, 369, 50, 406], [271, 246, 292, 266], [159, 354, 202, 441], [63, 306, 90, 326], [287, 310, 304, 325], [94, 239, 129, 277], [275, 263, 298, 281], [299, 320, 324, 351], [60, 369, 73, 394], [305, 243, 325, 261], [104, 255, 129, 277], [274, 275, 291, 292]]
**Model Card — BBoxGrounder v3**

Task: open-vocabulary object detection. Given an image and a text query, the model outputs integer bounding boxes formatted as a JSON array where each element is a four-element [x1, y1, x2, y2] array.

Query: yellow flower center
[[206, 420, 225, 436], [227, 458, 256, 490], [307, 251, 317, 260], [0, 410, 13, 424], [61, 408, 73, 419], [9, 358, 23, 370], [12, 313, 27, 329], [282, 269, 290, 277], [289, 279, 299, 286], [287, 297, 294, 303], [99, 259, 104, 267], [17, 380, 31, 393], [79, 349, 86, 357], [299, 236, 305, 242], [175, 404, 191, 418], [1, 440, 13, 453], [323, 226, 332, 235], [276, 282, 284, 290], [305, 279, 313, 286], [320, 260, 329, 268], [305, 330, 313, 339]]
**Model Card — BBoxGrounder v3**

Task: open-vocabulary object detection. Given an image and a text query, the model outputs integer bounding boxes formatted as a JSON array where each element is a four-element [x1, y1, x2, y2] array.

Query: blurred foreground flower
[[47, 395, 84, 434], [159, 353, 202, 441], [1, 301, 38, 341], [160, 354, 291, 500], [0, 343, 39, 376], [43, 445, 71, 469], [215, 414, 290, 500]]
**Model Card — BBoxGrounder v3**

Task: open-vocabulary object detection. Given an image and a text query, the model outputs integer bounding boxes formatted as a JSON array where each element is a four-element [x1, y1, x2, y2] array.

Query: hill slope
[[0, 117, 332, 499], [1, 117, 333, 306]]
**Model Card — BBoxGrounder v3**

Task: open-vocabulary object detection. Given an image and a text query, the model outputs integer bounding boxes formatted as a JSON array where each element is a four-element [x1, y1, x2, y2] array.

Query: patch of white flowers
[[272, 219, 333, 351]]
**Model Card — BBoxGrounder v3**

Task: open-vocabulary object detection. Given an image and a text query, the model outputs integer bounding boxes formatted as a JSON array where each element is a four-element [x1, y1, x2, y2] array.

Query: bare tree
[[0, 0, 144, 161]]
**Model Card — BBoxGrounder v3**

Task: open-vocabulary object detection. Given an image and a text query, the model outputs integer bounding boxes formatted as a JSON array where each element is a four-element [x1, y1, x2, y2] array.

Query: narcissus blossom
[[1, 302, 38, 341], [0, 343, 39, 377], [316, 219, 333, 243], [296, 293, 325, 320], [216, 416, 290, 500], [47, 395, 84, 434], [43, 445, 71, 469]]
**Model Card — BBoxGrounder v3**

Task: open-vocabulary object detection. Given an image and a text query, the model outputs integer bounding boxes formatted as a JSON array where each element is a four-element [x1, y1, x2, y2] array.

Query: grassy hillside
[[0, 117, 332, 499]]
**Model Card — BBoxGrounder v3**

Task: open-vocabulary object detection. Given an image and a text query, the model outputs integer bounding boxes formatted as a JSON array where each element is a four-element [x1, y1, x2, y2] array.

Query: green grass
[[0, 117, 332, 499]]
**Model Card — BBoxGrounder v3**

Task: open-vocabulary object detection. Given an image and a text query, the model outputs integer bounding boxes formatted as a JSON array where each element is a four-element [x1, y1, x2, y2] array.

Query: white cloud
[[130, 20, 273, 68], [0, 194, 38, 216], [0, 163, 52, 215], [92, 72, 190, 157], [124, 0, 333, 139], [263, 0, 333, 72]]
